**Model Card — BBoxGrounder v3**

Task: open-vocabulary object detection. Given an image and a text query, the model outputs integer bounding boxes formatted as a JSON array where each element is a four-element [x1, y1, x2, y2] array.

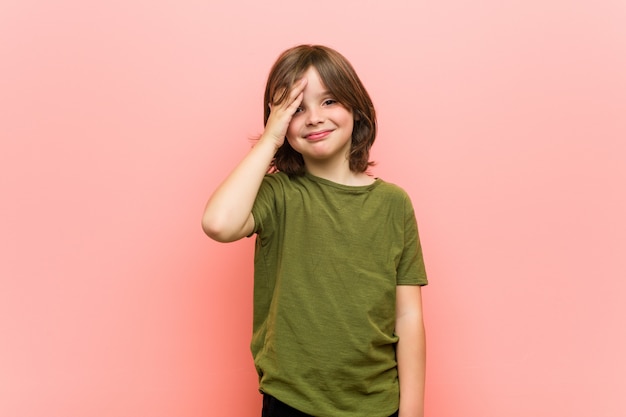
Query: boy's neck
[[305, 160, 374, 186]]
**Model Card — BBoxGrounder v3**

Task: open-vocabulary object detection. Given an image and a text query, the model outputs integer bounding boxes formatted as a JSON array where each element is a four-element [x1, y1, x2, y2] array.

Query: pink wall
[[1, 0, 625, 416]]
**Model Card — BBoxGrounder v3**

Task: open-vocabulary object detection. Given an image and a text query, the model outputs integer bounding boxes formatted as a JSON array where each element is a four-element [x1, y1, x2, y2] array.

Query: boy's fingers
[[272, 78, 307, 109], [271, 88, 285, 106], [287, 92, 304, 112], [289, 78, 307, 102]]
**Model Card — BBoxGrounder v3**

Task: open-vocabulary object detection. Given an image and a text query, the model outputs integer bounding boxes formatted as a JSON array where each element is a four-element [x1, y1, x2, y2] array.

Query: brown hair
[[264, 45, 377, 175]]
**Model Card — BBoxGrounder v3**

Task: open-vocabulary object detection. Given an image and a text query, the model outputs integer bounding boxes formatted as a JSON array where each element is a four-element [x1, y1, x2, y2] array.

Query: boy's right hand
[[262, 78, 307, 150]]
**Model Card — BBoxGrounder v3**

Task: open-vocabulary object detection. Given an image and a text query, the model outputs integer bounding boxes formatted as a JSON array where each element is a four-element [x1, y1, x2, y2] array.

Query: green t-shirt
[[251, 172, 427, 417]]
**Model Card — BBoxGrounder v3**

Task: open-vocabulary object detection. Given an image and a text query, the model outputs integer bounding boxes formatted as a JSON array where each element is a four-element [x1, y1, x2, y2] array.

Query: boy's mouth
[[305, 130, 332, 140]]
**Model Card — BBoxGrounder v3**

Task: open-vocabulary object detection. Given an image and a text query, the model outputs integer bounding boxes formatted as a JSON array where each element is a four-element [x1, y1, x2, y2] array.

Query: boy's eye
[[323, 99, 336, 106], [294, 106, 304, 114]]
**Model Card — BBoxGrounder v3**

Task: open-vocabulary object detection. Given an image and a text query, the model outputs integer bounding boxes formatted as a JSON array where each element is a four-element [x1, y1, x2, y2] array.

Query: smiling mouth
[[305, 130, 332, 140]]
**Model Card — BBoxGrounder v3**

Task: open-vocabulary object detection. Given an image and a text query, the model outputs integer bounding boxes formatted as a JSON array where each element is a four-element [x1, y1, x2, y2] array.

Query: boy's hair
[[264, 45, 377, 175]]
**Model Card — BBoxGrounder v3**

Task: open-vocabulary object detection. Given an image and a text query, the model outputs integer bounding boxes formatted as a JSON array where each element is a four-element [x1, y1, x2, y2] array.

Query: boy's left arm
[[395, 285, 426, 417]]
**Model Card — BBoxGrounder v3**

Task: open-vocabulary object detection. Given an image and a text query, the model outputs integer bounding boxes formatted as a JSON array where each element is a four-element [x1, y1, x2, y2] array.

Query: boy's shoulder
[[374, 177, 412, 198], [263, 171, 290, 182]]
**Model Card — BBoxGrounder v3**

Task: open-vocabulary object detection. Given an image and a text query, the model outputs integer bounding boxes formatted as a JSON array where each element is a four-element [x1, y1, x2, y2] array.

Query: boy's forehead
[[301, 67, 330, 92]]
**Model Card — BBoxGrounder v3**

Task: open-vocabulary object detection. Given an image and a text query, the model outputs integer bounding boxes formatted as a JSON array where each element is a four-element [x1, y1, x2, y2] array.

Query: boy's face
[[286, 67, 354, 167]]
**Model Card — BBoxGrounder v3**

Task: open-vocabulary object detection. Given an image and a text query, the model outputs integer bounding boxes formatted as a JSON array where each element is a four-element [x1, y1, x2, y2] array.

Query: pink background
[[1, 0, 625, 416]]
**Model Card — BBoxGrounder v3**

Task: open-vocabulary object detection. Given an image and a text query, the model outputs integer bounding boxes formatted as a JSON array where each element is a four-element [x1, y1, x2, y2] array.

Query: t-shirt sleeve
[[396, 193, 428, 286], [251, 174, 283, 238]]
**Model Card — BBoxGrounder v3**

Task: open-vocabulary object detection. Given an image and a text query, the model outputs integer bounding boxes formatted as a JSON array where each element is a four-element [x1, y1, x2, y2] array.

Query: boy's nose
[[306, 108, 324, 125]]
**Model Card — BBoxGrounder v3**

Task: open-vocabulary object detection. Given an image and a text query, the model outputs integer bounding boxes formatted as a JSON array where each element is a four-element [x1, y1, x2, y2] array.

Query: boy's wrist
[[257, 133, 284, 153]]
